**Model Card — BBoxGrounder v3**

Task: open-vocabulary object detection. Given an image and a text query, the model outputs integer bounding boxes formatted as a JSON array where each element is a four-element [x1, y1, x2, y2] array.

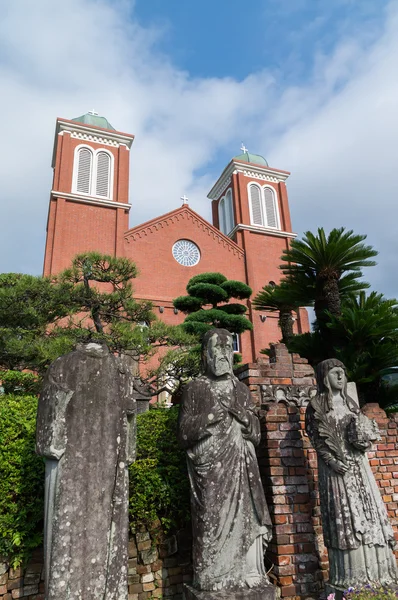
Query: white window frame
[[224, 188, 235, 234], [72, 144, 114, 200], [247, 182, 281, 230], [248, 183, 264, 226], [262, 184, 280, 229], [218, 196, 226, 234]]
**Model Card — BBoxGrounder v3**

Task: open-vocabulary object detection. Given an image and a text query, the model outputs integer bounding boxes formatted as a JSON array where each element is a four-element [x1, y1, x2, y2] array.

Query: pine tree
[[173, 272, 252, 337]]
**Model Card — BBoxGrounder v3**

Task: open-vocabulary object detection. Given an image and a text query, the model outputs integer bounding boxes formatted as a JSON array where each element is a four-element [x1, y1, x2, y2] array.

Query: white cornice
[[207, 160, 290, 200], [52, 119, 134, 167], [51, 190, 131, 211], [229, 223, 296, 239]]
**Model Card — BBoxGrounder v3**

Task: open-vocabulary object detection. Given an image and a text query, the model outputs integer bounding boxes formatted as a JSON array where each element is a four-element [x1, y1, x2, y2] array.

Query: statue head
[[202, 328, 234, 378], [316, 358, 347, 403]]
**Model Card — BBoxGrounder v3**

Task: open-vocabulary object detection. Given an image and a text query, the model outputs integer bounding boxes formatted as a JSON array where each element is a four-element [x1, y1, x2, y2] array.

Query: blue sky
[[0, 0, 397, 301], [135, 1, 386, 81]]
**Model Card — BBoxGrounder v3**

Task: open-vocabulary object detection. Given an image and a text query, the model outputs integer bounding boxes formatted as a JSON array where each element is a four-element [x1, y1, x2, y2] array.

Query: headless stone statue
[[36, 342, 136, 600], [178, 329, 275, 600], [306, 359, 398, 597]]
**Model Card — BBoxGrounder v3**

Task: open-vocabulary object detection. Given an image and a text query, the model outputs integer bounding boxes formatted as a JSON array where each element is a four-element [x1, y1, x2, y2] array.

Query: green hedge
[[0, 394, 44, 566], [0, 394, 190, 566], [129, 406, 190, 533]]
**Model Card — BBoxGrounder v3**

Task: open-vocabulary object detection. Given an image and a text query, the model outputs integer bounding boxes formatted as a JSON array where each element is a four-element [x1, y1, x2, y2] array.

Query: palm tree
[[280, 228, 377, 343], [252, 281, 304, 344]]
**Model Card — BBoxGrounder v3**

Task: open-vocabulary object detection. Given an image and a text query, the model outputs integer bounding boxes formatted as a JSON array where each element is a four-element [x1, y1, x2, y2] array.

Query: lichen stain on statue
[[36, 342, 136, 600], [305, 359, 398, 597], [178, 329, 277, 600]]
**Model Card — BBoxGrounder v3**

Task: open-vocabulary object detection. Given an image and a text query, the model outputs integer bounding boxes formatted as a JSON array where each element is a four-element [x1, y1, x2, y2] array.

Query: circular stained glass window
[[172, 239, 201, 267]]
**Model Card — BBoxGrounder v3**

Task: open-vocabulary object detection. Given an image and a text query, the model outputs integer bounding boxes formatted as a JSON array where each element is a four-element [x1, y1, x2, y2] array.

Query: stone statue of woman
[[305, 358, 398, 595], [178, 328, 273, 597]]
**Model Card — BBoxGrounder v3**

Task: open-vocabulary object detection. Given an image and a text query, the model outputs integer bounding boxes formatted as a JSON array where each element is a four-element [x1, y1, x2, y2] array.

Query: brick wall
[[0, 525, 192, 600], [236, 344, 398, 599]]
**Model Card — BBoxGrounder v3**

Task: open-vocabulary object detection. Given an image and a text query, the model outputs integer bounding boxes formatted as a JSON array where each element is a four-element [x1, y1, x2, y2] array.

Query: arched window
[[76, 147, 93, 194], [95, 151, 111, 197], [218, 197, 226, 233], [248, 183, 280, 229], [263, 186, 278, 228], [224, 189, 235, 234], [72, 146, 113, 199], [248, 184, 263, 226]]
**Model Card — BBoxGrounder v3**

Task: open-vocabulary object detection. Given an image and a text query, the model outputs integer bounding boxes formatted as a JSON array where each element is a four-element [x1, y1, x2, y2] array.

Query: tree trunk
[[323, 276, 341, 316], [315, 276, 340, 358], [279, 309, 294, 344]]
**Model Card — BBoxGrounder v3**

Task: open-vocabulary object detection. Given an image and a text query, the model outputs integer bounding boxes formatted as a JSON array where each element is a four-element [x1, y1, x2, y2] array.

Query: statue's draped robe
[[178, 376, 272, 591], [306, 394, 397, 587], [36, 345, 136, 600]]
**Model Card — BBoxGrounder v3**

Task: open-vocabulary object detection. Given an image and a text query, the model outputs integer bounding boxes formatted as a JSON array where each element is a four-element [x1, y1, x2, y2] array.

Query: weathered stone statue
[[36, 342, 136, 600], [178, 328, 274, 599], [305, 358, 398, 595]]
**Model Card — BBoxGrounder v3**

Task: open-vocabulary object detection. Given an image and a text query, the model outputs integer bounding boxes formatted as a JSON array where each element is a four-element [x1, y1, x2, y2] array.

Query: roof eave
[[207, 159, 290, 200], [51, 118, 135, 167]]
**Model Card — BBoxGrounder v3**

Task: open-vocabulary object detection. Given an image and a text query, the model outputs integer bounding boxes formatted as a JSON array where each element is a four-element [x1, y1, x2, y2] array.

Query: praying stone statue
[[36, 342, 136, 600], [178, 328, 275, 600], [305, 359, 398, 596]]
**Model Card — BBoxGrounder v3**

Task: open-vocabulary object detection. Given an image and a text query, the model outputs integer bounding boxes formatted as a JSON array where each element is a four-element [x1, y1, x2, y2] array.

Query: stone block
[[142, 582, 155, 592], [136, 532, 150, 543], [141, 547, 158, 565], [25, 564, 42, 574], [160, 536, 178, 557], [129, 540, 138, 558], [8, 568, 22, 580], [7, 578, 22, 590], [183, 583, 280, 600], [23, 572, 41, 585], [137, 540, 151, 551], [137, 565, 151, 575], [22, 584, 39, 595], [141, 573, 154, 584]]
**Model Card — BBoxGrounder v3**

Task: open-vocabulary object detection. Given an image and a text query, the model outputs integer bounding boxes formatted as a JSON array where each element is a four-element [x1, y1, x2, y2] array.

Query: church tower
[[208, 147, 309, 358], [43, 111, 134, 276]]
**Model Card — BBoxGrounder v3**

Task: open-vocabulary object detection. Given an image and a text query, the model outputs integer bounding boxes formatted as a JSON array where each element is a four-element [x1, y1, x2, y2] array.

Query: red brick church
[[43, 111, 309, 364]]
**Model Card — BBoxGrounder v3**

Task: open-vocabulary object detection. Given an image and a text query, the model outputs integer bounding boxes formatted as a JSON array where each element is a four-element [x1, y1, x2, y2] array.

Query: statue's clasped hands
[[328, 459, 349, 475]]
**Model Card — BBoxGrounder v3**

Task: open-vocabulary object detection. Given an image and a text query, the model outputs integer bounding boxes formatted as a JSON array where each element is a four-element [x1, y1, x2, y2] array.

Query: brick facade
[[42, 115, 310, 366]]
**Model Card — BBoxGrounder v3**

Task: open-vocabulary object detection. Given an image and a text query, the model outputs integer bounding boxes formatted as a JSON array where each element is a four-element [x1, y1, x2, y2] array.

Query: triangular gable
[[125, 205, 244, 258]]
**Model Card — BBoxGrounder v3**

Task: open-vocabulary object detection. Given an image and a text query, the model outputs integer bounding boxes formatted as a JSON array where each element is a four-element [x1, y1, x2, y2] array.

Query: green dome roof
[[233, 151, 268, 167], [72, 111, 115, 131]]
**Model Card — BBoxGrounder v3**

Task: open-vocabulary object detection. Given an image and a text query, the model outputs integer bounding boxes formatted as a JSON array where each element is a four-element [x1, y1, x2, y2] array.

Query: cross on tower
[[88, 109, 99, 115], [240, 143, 248, 154], [181, 195, 189, 205]]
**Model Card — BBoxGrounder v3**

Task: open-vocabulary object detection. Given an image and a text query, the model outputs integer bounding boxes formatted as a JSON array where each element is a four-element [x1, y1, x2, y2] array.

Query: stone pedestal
[[183, 583, 280, 600]]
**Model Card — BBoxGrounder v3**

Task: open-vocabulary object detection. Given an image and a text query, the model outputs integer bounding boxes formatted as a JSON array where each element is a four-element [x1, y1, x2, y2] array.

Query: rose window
[[172, 240, 201, 267]]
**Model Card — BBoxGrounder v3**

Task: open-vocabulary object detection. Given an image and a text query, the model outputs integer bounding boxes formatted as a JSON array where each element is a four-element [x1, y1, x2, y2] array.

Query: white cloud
[[0, 0, 397, 301]]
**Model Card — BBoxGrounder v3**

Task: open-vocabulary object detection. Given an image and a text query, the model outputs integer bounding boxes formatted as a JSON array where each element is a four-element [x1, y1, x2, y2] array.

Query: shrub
[[129, 406, 190, 533], [1, 371, 41, 396], [0, 399, 190, 565], [0, 394, 44, 566]]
